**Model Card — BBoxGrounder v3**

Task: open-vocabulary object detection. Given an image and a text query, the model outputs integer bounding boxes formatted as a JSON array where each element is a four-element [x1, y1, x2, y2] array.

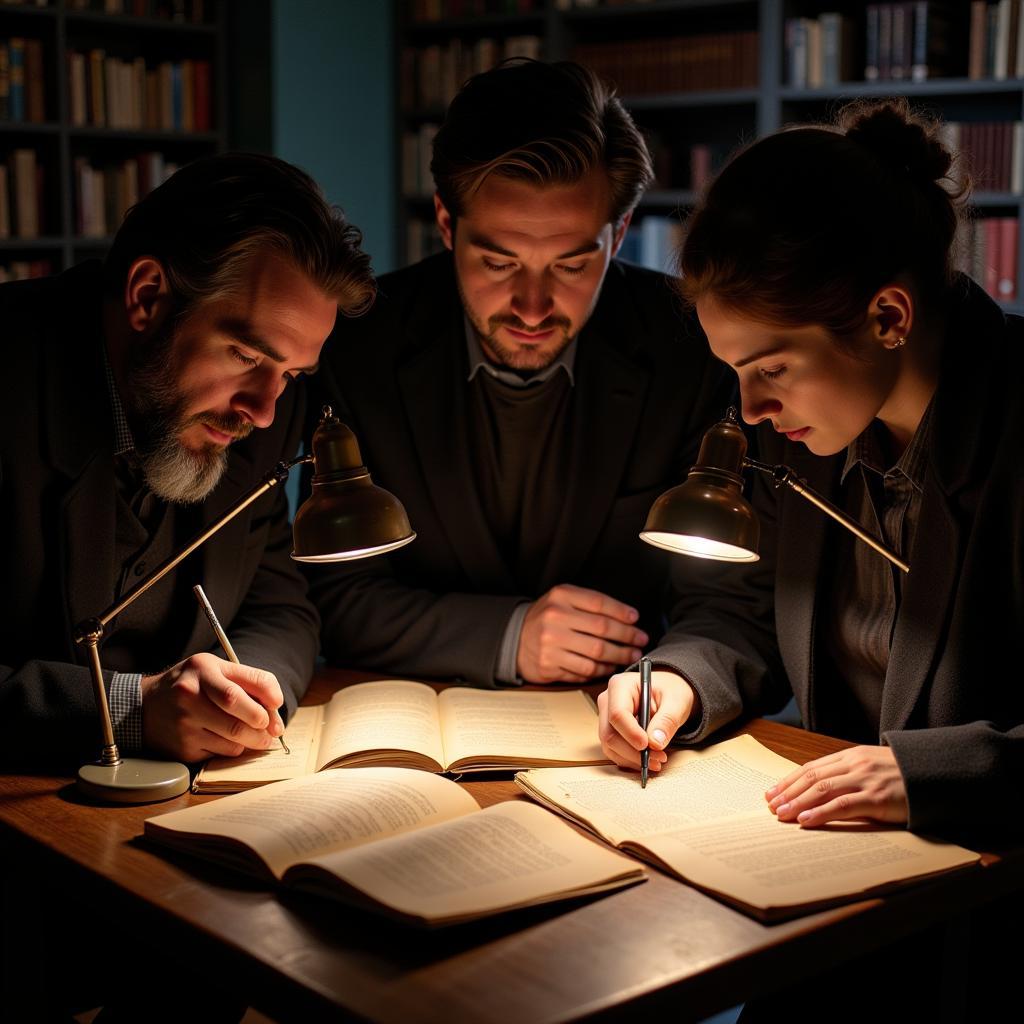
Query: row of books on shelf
[[66, 0, 210, 20], [943, 120, 1023, 193], [0, 38, 46, 123], [0, 148, 44, 239], [405, 0, 540, 20], [68, 51, 213, 133], [960, 215, 1019, 302], [645, 139, 731, 194], [864, 4, 954, 83], [619, 216, 684, 276], [400, 36, 540, 111], [74, 152, 176, 238], [571, 32, 758, 96], [405, 217, 445, 265], [401, 123, 438, 198], [969, 0, 1024, 79], [0, 259, 52, 281]]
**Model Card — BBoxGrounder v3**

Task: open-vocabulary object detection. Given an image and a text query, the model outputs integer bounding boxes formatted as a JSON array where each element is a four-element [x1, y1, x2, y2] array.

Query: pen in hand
[[639, 656, 652, 789], [192, 584, 289, 755]]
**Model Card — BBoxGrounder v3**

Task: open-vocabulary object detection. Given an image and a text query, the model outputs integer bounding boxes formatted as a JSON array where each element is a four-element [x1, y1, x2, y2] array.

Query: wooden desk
[[1, 670, 1021, 1023]]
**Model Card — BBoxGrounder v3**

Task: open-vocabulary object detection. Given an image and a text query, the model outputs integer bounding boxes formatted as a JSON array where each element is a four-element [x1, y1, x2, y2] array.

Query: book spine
[[879, 4, 893, 79], [969, 1, 987, 78], [12, 147, 38, 238], [866, 5, 880, 80], [25, 39, 44, 122], [0, 43, 9, 122], [997, 217, 1018, 300], [1012, 122, 1023, 194], [995, 0, 1011, 78], [8, 37, 24, 121]]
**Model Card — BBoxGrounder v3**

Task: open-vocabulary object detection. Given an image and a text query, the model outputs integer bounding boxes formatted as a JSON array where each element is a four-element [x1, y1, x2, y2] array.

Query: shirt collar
[[464, 315, 577, 388], [102, 343, 136, 457], [841, 399, 933, 494]]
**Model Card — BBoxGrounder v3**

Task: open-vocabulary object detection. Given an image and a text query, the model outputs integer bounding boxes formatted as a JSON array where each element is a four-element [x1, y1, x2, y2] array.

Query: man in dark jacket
[[0, 153, 374, 769], [309, 60, 730, 687]]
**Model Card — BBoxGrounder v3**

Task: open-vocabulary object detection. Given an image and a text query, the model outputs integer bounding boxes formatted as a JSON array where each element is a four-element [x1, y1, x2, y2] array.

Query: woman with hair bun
[[598, 95, 1020, 1017], [600, 98, 1023, 835]]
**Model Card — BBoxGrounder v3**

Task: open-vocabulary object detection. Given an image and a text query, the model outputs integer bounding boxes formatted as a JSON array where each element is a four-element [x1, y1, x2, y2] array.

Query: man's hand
[[765, 745, 909, 827], [516, 584, 648, 684], [140, 652, 286, 761], [598, 667, 697, 770]]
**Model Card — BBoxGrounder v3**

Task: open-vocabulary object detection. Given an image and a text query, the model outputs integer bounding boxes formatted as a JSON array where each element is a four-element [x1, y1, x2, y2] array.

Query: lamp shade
[[640, 410, 760, 562], [292, 407, 416, 562]]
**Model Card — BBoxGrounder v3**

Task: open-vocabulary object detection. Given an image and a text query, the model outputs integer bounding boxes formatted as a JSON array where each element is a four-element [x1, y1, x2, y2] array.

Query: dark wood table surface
[[1, 669, 1021, 1023]]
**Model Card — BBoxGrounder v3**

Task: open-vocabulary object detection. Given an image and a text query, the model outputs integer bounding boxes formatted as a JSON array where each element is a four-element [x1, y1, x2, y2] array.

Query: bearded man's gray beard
[[137, 431, 229, 504], [125, 317, 242, 504]]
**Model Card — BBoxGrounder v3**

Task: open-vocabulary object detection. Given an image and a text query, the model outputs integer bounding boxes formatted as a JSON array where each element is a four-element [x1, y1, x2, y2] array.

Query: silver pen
[[193, 584, 289, 754]]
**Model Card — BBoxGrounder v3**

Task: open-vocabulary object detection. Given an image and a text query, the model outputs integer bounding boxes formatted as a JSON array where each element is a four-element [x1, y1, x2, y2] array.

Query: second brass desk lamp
[[640, 408, 909, 573]]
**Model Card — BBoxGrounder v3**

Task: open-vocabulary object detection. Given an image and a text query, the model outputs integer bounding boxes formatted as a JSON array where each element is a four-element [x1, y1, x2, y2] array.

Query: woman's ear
[[868, 283, 914, 349]]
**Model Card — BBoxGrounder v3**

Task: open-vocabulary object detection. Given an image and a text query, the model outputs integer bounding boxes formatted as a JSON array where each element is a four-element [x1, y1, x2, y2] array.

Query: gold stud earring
[[891, 335, 907, 349]]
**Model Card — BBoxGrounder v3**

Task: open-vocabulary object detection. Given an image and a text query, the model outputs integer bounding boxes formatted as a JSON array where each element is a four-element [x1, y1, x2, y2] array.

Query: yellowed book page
[[517, 735, 978, 912], [317, 680, 445, 771], [516, 734, 782, 846], [638, 811, 978, 913], [292, 800, 644, 924], [438, 688, 609, 770], [193, 705, 324, 790], [146, 767, 480, 880]]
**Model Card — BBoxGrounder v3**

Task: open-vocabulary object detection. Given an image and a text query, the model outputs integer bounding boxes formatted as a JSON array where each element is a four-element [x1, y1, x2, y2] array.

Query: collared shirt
[[102, 344, 135, 456], [102, 344, 145, 753], [464, 316, 577, 388], [820, 401, 933, 740], [463, 316, 576, 684]]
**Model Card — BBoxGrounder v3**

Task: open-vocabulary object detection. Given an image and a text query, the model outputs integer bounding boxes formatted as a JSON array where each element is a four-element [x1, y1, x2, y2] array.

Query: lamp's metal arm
[[743, 456, 910, 574], [73, 452, 314, 766]]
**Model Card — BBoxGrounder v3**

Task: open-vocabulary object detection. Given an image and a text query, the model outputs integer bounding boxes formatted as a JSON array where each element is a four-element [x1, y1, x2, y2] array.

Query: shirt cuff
[[109, 672, 144, 753], [494, 602, 530, 686]]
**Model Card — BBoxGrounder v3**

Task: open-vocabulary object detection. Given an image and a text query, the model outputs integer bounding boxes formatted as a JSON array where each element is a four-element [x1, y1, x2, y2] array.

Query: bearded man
[[0, 152, 374, 768], [307, 60, 730, 687]]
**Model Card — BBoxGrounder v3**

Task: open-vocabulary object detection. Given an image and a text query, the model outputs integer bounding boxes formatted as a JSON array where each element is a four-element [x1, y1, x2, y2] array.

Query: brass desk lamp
[[75, 406, 415, 804], [640, 408, 909, 573]]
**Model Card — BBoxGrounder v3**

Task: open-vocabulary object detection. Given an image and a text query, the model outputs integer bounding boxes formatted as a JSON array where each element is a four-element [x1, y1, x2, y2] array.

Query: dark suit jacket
[[654, 278, 1024, 836], [306, 251, 731, 685], [0, 262, 319, 768]]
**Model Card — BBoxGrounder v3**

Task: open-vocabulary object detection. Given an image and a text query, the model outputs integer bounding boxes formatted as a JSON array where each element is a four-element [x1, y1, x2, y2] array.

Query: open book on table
[[515, 734, 980, 922], [146, 767, 645, 927], [193, 679, 609, 793]]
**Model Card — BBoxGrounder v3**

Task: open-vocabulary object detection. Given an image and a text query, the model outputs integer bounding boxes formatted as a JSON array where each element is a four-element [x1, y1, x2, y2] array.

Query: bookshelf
[[394, 0, 1024, 315], [0, 0, 226, 282]]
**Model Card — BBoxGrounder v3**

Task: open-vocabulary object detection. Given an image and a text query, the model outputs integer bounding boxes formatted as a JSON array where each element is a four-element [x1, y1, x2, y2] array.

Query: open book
[[193, 680, 609, 793], [146, 767, 645, 926], [515, 734, 980, 922]]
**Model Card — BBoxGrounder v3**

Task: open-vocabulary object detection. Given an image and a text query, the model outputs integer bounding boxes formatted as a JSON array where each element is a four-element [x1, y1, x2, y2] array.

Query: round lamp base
[[78, 758, 190, 804]]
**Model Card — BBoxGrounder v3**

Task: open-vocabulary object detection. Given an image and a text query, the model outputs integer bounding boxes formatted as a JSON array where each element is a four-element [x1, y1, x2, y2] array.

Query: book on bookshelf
[[572, 31, 758, 95], [9, 146, 40, 238], [69, 49, 212, 132], [145, 767, 646, 927], [192, 680, 611, 794], [866, 3, 957, 82], [969, 0, 1024, 79], [959, 214, 1019, 303], [74, 151, 177, 238], [515, 735, 981, 923], [786, 14, 855, 87], [938, 120, 1023, 193], [402, 34, 540, 112], [0, 258, 53, 281]]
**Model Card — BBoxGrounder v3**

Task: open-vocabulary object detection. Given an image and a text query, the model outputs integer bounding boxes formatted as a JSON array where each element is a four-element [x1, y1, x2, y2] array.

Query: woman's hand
[[765, 745, 908, 827], [597, 668, 698, 771]]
